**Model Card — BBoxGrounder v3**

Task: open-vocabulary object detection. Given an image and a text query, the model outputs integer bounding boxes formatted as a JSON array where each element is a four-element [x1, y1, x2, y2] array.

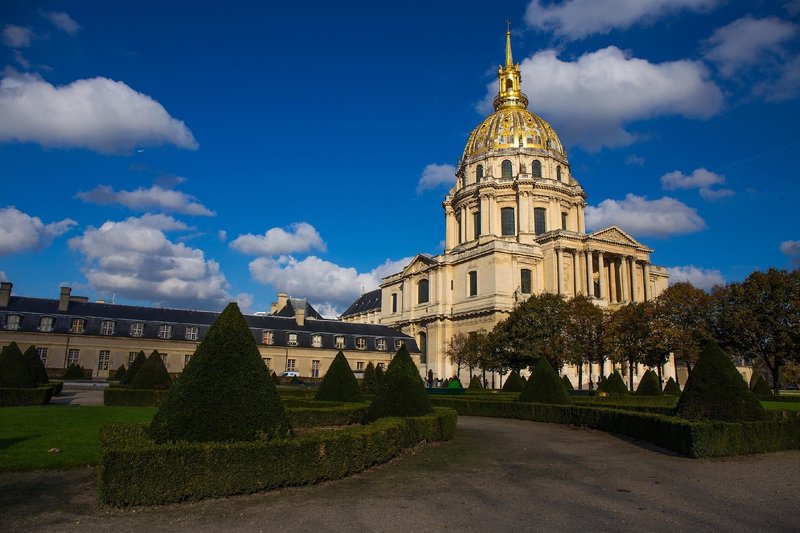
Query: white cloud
[[704, 16, 799, 77], [417, 164, 456, 193], [479, 47, 723, 151], [754, 54, 800, 102], [667, 265, 725, 290], [68, 214, 241, 310], [660, 167, 733, 200], [585, 193, 706, 237], [525, 0, 720, 40], [230, 222, 326, 256], [2, 25, 32, 48], [13, 50, 30, 69], [248, 255, 412, 315], [0, 70, 198, 154], [76, 184, 215, 216], [0, 206, 77, 255], [41, 11, 81, 35], [625, 154, 645, 166], [0, 271, 6, 281], [780, 240, 800, 267], [217, 230, 227, 242]]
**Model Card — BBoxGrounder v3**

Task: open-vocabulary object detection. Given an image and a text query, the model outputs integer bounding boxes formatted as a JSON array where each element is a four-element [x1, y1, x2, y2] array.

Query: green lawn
[[761, 401, 800, 411], [0, 406, 156, 472]]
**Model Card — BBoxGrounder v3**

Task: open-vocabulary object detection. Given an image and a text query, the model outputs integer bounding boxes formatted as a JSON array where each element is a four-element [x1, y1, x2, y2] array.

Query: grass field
[[761, 401, 800, 411], [0, 406, 155, 472]]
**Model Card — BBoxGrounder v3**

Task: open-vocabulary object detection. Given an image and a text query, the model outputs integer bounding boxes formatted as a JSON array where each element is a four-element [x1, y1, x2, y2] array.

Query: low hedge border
[[429, 397, 800, 458], [0, 386, 53, 407], [98, 407, 457, 506], [286, 402, 369, 428], [575, 402, 676, 416], [45, 382, 63, 396], [104, 388, 170, 407], [756, 394, 800, 403]]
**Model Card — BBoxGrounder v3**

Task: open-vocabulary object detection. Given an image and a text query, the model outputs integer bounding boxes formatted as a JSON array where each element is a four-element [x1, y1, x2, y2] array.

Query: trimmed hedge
[[315, 351, 362, 402], [636, 370, 662, 396], [468, 376, 483, 390], [63, 364, 88, 380], [287, 402, 369, 428], [501, 371, 525, 392], [113, 365, 127, 382], [23, 345, 49, 384], [104, 387, 170, 407], [361, 362, 378, 394], [122, 352, 146, 385], [0, 386, 53, 406], [0, 342, 36, 388], [751, 375, 773, 397], [130, 351, 172, 390], [44, 381, 63, 396], [598, 371, 629, 395], [98, 408, 457, 506], [519, 358, 572, 405], [428, 397, 800, 458], [368, 345, 432, 420], [561, 375, 574, 390], [663, 377, 681, 395]]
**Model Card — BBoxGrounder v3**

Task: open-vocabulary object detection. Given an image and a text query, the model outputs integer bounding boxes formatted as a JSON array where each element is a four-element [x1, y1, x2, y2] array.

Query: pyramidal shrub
[[663, 377, 681, 395], [561, 374, 574, 390], [447, 377, 463, 389], [367, 345, 432, 420], [63, 364, 86, 380], [676, 341, 765, 421], [468, 375, 483, 390], [375, 364, 384, 387], [23, 345, 49, 384], [636, 370, 662, 396], [114, 364, 127, 382], [149, 302, 290, 443], [315, 351, 363, 402], [130, 350, 172, 390], [0, 342, 36, 388], [122, 351, 146, 385], [519, 358, 572, 405], [599, 371, 629, 395], [750, 374, 773, 397], [361, 361, 378, 394], [502, 370, 525, 392]]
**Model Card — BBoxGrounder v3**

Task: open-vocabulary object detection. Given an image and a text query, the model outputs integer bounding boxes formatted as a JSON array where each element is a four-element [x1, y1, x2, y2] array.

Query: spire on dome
[[493, 23, 528, 111], [505, 19, 513, 66]]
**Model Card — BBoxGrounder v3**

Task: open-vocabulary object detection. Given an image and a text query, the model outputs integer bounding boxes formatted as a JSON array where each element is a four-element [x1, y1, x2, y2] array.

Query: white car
[[279, 371, 300, 378]]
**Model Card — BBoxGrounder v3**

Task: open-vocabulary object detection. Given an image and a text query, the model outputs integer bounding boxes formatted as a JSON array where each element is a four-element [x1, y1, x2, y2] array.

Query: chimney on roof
[[294, 307, 305, 327], [59, 286, 71, 312], [277, 292, 288, 313], [0, 282, 11, 308]]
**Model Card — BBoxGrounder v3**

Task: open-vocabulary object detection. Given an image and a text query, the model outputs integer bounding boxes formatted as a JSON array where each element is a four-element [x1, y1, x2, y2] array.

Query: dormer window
[[71, 318, 85, 334], [100, 320, 115, 335], [6, 314, 21, 331], [335, 336, 345, 349], [376, 338, 386, 351], [185, 326, 199, 341], [130, 322, 144, 337], [356, 337, 366, 350], [158, 324, 172, 339], [394, 339, 404, 350], [263, 330, 274, 345], [312, 334, 322, 348], [39, 316, 54, 332], [288, 333, 298, 347]]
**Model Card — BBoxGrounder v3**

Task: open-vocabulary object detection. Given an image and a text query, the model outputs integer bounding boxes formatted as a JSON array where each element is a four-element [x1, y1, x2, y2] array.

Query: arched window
[[562, 212, 568, 230], [556, 166, 562, 182], [501, 207, 515, 236], [418, 332, 427, 364], [521, 269, 532, 294], [532, 160, 542, 178], [476, 164, 483, 181], [501, 159, 513, 178], [468, 271, 478, 296], [417, 279, 429, 304], [534, 207, 547, 234], [506, 79, 513, 91]]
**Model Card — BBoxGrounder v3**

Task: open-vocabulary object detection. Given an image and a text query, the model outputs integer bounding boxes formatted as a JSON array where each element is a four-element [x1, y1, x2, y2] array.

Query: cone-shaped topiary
[[598, 371, 629, 395], [22, 345, 49, 384], [0, 342, 37, 388], [315, 351, 363, 402], [561, 374, 574, 390], [636, 369, 663, 396], [749, 372, 760, 389], [149, 303, 290, 443], [468, 375, 483, 390], [63, 364, 86, 380], [750, 374, 773, 397], [663, 377, 681, 395], [519, 358, 573, 405], [113, 364, 127, 382], [676, 341, 765, 421], [130, 350, 172, 390], [368, 345, 432, 420], [375, 364, 384, 387], [502, 370, 525, 392], [361, 361, 378, 394], [447, 377, 463, 389], [121, 351, 146, 385], [270, 370, 279, 386]]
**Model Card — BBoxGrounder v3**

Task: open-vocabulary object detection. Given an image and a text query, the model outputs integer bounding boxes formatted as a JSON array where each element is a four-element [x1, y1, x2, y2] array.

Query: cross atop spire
[[505, 19, 513, 66]]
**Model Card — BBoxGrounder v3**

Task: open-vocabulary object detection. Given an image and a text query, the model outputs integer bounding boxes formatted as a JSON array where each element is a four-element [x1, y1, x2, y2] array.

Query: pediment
[[588, 226, 642, 247], [401, 254, 438, 276]]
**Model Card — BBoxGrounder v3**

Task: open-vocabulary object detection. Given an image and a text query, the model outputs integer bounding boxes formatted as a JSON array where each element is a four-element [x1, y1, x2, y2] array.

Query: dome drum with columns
[[342, 27, 670, 388]]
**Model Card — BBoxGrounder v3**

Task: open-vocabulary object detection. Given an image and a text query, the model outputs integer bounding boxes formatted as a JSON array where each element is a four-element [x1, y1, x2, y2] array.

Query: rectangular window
[[395, 339, 403, 350], [7, 314, 21, 330], [356, 337, 366, 350], [501, 207, 515, 236], [185, 326, 199, 341], [473, 211, 481, 239], [184, 354, 192, 366], [37, 347, 48, 365], [39, 316, 54, 332], [561, 212, 568, 230], [130, 322, 144, 337], [417, 279, 429, 304], [286, 359, 296, 372], [356, 361, 365, 371], [457, 216, 462, 244], [98, 350, 110, 371], [262, 331, 274, 345], [534, 207, 547, 235], [468, 271, 478, 297], [376, 338, 386, 351], [263, 357, 271, 369], [158, 324, 172, 339], [68, 349, 80, 366], [160, 353, 168, 365], [521, 269, 532, 294], [391, 293, 397, 313], [288, 333, 298, 347], [128, 351, 138, 365], [312, 334, 322, 348], [335, 336, 345, 349], [311, 360, 320, 378], [71, 318, 85, 333], [100, 320, 115, 335]]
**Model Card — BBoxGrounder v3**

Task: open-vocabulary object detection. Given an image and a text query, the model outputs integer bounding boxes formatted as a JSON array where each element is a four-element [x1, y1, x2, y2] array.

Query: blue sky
[[1, 0, 799, 316]]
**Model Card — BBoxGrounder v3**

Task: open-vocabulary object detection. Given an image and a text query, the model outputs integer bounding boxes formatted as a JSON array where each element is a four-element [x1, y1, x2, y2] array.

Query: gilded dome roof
[[461, 107, 566, 162]]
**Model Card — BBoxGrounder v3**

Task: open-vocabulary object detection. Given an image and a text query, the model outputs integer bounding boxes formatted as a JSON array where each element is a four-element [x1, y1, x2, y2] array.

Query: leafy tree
[[0, 342, 36, 388], [519, 357, 572, 405], [22, 345, 49, 384], [635, 369, 662, 396], [607, 302, 654, 392], [121, 351, 146, 385], [315, 351, 362, 402], [654, 282, 713, 380], [361, 361, 378, 394], [368, 345, 431, 419], [663, 377, 681, 395], [468, 375, 483, 389], [501, 370, 524, 392], [564, 296, 607, 389], [130, 350, 172, 390], [114, 364, 127, 382], [506, 293, 570, 370], [445, 333, 470, 376], [149, 302, 290, 443]]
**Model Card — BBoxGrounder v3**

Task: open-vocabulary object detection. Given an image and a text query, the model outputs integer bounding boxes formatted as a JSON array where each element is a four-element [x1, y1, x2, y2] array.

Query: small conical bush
[[502, 370, 525, 392], [375, 364, 384, 387], [149, 302, 290, 443], [676, 341, 765, 421], [636, 370, 662, 396], [599, 371, 629, 395], [130, 350, 172, 390], [23, 345, 49, 384], [0, 342, 36, 388], [315, 351, 363, 402], [63, 364, 86, 380], [561, 374, 574, 390], [361, 361, 378, 394], [468, 375, 483, 390], [114, 364, 127, 382], [122, 351, 146, 385], [750, 374, 773, 397], [663, 377, 681, 395], [519, 358, 572, 405], [368, 345, 431, 420], [447, 377, 463, 389]]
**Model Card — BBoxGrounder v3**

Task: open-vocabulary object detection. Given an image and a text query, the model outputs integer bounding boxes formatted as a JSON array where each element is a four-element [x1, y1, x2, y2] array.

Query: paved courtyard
[[2, 416, 798, 532]]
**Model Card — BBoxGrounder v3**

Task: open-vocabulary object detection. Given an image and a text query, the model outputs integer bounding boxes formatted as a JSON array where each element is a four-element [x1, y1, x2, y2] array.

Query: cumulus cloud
[[217, 230, 227, 242], [0, 206, 77, 255], [2, 25, 32, 48], [585, 193, 706, 237], [68, 214, 243, 310], [667, 265, 725, 290], [704, 16, 799, 77], [525, 0, 720, 40], [41, 11, 80, 35], [249, 255, 412, 315], [660, 167, 733, 200], [0, 70, 198, 154], [417, 163, 456, 193], [780, 240, 800, 267], [230, 222, 326, 256], [76, 184, 215, 216], [479, 47, 723, 151]]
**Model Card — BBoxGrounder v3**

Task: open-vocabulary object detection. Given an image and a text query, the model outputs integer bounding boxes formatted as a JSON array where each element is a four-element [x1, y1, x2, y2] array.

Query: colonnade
[[554, 248, 651, 303]]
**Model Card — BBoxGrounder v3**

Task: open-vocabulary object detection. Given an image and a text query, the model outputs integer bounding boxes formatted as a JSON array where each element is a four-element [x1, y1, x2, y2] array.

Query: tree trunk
[[588, 362, 594, 390], [771, 360, 781, 396], [657, 364, 663, 385], [578, 363, 583, 391], [629, 358, 635, 392]]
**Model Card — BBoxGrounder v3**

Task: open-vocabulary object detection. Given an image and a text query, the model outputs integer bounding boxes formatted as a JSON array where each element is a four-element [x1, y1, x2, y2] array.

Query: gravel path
[[2, 416, 798, 532]]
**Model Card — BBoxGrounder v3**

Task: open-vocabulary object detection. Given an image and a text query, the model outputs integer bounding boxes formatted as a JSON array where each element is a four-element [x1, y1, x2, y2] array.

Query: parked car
[[279, 371, 300, 378]]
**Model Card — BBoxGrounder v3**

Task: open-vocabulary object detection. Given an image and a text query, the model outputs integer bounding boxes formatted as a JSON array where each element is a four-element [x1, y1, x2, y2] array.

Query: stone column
[[598, 252, 607, 300], [643, 263, 652, 301], [585, 250, 593, 298], [628, 257, 637, 302], [556, 248, 564, 295], [609, 256, 618, 303], [572, 250, 579, 297], [620, 256, 629, 302]]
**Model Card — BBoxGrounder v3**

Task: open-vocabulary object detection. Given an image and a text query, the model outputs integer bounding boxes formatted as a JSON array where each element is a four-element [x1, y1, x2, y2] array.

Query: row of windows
[[475, 160, 564, 181], [262, 330, 404, 351], [2, 314, 197, 340], [264, 357, 385, 377], [458, 207, 567, 242], [413, 268, 534, 305]]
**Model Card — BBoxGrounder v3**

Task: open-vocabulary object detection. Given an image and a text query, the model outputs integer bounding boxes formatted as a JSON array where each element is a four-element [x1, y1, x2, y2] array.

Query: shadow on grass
[[0, 436, 39, 451]]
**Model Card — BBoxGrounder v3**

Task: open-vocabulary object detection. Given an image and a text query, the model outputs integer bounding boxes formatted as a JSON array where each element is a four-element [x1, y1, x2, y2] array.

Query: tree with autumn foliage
[[503, 293, 570, 370], [563, 295, 608, 389]]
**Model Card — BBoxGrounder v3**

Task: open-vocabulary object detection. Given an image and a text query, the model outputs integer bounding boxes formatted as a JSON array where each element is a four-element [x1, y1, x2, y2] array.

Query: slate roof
[[341, 289, 382, 318], [272, 297, 323, 319], [0, 296, 418, 353]]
